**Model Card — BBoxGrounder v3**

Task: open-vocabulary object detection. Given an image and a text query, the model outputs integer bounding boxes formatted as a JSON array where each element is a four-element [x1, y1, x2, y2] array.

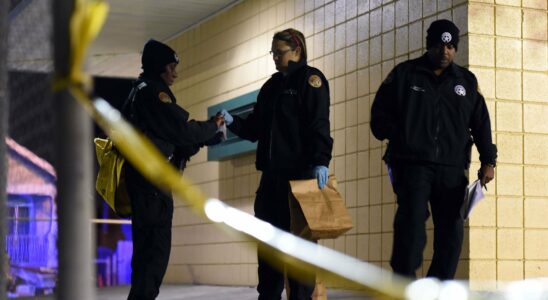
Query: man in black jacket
[[371, 20, 496, 280], [124, 39, 223, 300]]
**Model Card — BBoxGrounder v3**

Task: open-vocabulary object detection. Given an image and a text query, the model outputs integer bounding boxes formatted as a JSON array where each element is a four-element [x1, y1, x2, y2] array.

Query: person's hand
[[213, 115, 224, 128], [314, 166, 329, 189], [478, 164, 495, 187], [219, 109, 233, 126]]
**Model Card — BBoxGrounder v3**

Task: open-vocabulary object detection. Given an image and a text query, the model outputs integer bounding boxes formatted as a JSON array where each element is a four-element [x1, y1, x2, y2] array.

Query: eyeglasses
[[269, 49, 293, 57]]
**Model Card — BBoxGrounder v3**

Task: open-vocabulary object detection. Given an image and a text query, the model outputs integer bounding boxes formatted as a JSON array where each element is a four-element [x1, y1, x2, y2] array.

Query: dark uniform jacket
[[229, 59, 333, 176], [125, 74, 219, 169], [371, 54, 497, 168]]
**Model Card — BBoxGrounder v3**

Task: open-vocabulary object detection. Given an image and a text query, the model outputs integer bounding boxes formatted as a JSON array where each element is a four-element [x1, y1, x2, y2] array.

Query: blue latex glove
[[220, 109, 233, 126], [314, 166, 329, 189]]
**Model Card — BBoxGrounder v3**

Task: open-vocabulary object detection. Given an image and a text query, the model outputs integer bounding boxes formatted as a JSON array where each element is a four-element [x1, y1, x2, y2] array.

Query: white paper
[[465, 179, 484, 219], [219, 123, 227, 141]]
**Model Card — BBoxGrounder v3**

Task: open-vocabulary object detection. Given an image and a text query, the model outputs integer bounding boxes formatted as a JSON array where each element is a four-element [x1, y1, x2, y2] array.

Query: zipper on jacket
[[434, 122, 440, 158], [434, 90, 441, 159]]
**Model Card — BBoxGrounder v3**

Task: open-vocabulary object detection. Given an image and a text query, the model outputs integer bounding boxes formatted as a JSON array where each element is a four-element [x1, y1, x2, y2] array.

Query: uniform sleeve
[[303, 70, 333, 167], [227, 89, 263, 142], [133, 86, 218, 147], [469, 79, 497, 165], [371, 68, 399, 141]]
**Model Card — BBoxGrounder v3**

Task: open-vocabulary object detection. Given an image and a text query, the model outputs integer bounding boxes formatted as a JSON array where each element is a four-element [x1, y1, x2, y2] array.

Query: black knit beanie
[[426, 19, 460, 51], [141, 39, 179, 75]]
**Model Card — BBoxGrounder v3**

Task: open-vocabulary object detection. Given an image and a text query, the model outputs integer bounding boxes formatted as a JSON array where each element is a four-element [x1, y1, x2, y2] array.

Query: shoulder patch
[[308, 74, 322, 88], [158, 92, 172, 103], [454, 85, 466, 96]]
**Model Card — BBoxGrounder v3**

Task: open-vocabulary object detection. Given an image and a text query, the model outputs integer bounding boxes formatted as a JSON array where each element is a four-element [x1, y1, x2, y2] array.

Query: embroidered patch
[[158, 92, 172, 103], [410, 85, 425, 92], [441, 32, 452, 43], [454, 85, 466, 96], [308, 75, 322, 88], [283, 89, 298, 95], [174, 53, 180, 63]]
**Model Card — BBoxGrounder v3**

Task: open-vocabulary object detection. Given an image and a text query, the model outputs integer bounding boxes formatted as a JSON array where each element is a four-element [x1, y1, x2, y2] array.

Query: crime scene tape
[[75, 90, 410, 299], [56, 0, 548, 299], [75, 94, 548, 300]]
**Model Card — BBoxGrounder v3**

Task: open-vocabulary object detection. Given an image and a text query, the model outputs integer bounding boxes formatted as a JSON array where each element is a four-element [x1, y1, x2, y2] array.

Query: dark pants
[[255, 172, 315, 300], [125, 164, 174, 300], [390, 162, 467, 280]]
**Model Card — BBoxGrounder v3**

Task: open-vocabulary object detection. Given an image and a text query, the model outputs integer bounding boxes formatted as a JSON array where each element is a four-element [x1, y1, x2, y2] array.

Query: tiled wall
[[467, 0, 548, 290], [163, 0, 548, 289]]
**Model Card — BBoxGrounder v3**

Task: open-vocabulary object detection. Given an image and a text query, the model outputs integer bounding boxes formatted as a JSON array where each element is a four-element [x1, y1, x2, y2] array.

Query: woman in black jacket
[[221, 28, 333, 300], [124, 39, 223, 300]]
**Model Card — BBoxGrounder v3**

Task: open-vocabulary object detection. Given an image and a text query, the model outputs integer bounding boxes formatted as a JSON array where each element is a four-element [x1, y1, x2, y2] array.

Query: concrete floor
[[99, 284, 370, 300], [19, 284, 372, 299]]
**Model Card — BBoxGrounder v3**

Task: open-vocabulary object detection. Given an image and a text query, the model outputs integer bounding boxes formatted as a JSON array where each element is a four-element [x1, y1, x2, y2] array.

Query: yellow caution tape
[[74, 90, 410, 299], [53, 0, 108, 91]]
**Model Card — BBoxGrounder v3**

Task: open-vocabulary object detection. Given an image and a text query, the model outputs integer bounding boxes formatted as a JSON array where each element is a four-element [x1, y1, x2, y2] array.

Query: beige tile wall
[[162, 0, 548, 290], [468, 0, 548, 290]]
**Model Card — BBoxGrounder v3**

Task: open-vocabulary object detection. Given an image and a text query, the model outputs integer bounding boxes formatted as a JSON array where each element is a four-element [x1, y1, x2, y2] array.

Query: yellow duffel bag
[[94, 137, 131, 217]]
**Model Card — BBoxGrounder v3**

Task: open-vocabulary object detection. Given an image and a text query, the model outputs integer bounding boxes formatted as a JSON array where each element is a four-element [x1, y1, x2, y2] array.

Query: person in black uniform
[[371, 20, 497, 280], [124, 39, 224, 300], [220, 28, 333, 300]]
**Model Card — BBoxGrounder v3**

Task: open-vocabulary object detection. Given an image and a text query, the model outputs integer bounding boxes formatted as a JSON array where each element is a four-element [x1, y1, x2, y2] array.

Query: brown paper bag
[[289, 176, 353, 240]]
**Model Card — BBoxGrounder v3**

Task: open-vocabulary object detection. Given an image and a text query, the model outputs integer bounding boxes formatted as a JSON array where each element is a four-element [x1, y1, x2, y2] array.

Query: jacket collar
[[417, 53, 462, 78], [272, 59, 307, 78], [137, 73, 177, 103], [286, 59, 307, 75]]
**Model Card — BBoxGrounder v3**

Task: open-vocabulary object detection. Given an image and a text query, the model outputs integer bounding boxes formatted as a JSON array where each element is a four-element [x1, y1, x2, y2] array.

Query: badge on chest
[[283, 89, 298, 95]]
